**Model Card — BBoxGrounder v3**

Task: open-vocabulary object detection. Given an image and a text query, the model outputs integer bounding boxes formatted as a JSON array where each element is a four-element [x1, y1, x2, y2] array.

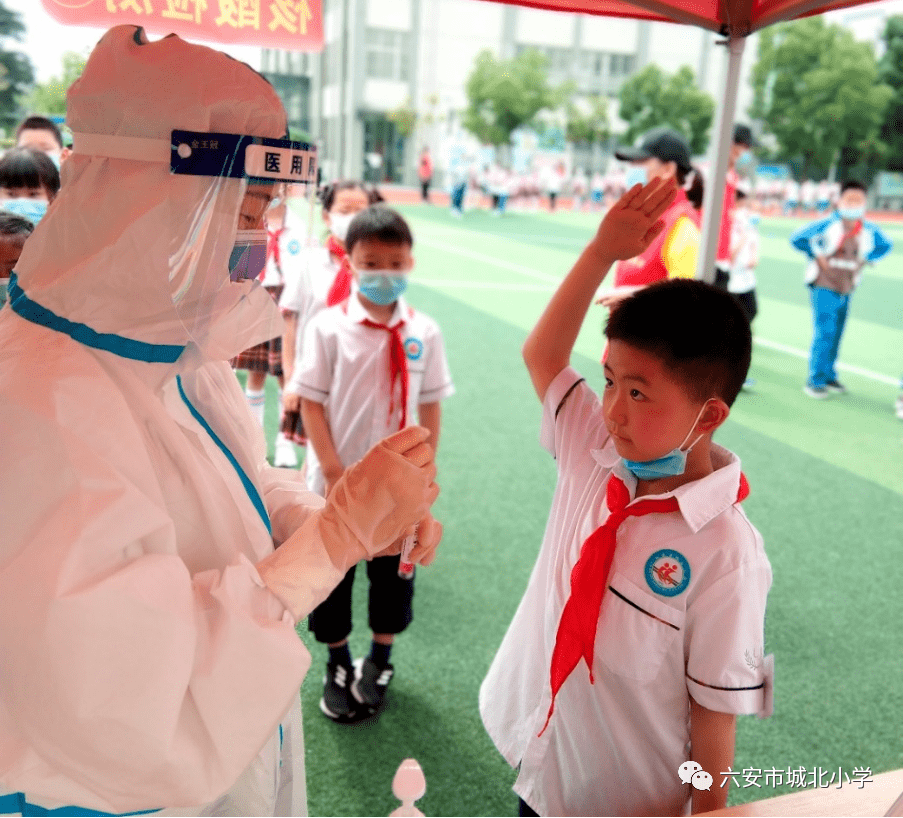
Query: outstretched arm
[[522, 178, 677, 401]]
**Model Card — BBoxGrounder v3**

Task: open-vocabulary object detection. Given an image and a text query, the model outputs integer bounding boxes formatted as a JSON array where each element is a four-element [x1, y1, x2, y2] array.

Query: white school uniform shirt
[[261, 205, 307, 289], [729, 210, 759, 294], [279, 244, 340, 380], [480, 366, 773, 817], [291, 291, 455, 495]]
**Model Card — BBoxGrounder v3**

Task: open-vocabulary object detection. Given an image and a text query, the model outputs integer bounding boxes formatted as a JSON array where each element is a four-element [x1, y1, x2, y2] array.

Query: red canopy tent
[[474, 0, 881, 34], [477, 0, 887, 280], [40, 0, 887, 280]]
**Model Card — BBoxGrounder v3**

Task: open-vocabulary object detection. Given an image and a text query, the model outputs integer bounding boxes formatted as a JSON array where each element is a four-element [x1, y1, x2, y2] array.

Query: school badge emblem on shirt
[[644, 549, 691, 596], [404, 337, 423, 361], [288, 239, 301, 255]]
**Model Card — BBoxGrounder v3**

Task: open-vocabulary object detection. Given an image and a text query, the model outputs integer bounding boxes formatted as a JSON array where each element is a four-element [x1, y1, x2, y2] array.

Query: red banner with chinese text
[[41, 0, 323, 52]]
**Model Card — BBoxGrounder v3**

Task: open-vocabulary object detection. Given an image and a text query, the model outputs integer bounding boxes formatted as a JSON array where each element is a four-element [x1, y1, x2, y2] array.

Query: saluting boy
[[292, 205, 454, 723], [480, 179, 773, 816]]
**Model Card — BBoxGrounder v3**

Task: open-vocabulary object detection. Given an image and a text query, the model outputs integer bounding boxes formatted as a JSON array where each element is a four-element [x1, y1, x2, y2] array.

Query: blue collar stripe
[[6, 273, 185, 364], [176, 376, 272, 536], [0, 792, 159, 816]]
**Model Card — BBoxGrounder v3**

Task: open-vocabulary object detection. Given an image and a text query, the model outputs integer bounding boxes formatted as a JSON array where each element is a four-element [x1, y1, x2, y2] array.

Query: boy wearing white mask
[[280, 180, 380, 441], [291, 205, 454, 723], [791, 180, 892, 398], [480, 180, 772, 817], [15, 115, 70, 168]]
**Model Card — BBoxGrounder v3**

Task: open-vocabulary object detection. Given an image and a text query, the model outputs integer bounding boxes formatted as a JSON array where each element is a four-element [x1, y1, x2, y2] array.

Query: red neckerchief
[[325, 234, 353, 307], [840, 219, 863, 246], [265, 226, 285, 278], [359, 315, 408, 430], [539, 471, 750, 736]]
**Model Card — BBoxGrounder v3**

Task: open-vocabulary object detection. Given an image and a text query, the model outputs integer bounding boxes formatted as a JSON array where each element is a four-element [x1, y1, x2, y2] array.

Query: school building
[[260, 0, 758, 186]]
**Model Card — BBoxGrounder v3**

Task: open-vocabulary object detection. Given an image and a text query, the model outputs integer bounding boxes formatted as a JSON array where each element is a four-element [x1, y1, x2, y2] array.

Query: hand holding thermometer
[[398, 527, 417, 579]]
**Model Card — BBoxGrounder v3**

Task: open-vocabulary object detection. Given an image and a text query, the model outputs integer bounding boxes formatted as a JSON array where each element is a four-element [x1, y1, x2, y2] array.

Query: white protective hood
[[14, 24, 286, 363]]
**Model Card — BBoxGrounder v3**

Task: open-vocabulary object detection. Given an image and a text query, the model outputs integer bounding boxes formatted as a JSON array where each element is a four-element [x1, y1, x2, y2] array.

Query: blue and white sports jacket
[[790, 212, 892, 288]]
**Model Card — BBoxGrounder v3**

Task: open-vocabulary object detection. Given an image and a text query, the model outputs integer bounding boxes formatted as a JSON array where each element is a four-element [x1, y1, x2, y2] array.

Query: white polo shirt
[[290, 291, 454, 495], [479, 366, 773, 817], [279, 246, 339, 372], [261, 206, 307, 289]]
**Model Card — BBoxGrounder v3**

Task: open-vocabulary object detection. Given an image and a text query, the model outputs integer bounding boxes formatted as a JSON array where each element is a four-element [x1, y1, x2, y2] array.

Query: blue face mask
[[2, 198, 48, 225], [358, 272, 408, 306], [625, 165, 648, 189], [735, 150, 753, 169], [749, 213, 761, 226], [621, 403, 709, 481], [229, 229, 267, 282], [837, 206, 864, 221]]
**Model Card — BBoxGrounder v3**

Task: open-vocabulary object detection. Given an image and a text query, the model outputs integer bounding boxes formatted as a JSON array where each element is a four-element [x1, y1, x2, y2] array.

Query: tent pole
[[696, 34, 746, 283]]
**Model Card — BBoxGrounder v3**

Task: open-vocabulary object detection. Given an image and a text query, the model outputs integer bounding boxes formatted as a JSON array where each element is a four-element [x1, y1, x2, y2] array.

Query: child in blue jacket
[[790, 180, 892, 398]]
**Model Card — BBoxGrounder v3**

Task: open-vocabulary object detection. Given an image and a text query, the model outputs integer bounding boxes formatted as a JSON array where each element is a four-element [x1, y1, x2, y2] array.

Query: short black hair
[[0, 211, 35, 239], [841, 179, 867, 195], [605, 279, 752, 407], [16, 116, 64, 149], [0, 148, 61, 199], [346, 205, 413, 253], [735, 188, 748, 202]]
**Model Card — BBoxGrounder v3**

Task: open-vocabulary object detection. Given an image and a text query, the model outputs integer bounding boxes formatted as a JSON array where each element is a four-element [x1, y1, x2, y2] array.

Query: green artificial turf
[[248, 206, 903, 816]]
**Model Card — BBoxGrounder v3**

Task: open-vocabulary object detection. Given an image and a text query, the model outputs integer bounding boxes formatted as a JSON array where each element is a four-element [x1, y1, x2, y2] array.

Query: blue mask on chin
[[621, 403, 709, 481], [358, 273, 408, 306]]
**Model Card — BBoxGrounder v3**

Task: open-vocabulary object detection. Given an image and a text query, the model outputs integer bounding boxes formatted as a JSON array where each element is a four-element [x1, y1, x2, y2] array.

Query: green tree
[[387, 98, 417, 138], [462, 48, 573, 147], [565, 94, 610, 146], [20, 51, 87, 118], [0, 1, 35, 131], [750, 17, 892, 177], [617, 64, 714, 155], [878, 16, 903, 171]]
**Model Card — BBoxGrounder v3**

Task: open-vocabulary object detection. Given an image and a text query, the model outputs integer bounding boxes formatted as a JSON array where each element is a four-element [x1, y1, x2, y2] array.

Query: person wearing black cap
[[713, 124, 757, 290], [597, 127, 704, 308]]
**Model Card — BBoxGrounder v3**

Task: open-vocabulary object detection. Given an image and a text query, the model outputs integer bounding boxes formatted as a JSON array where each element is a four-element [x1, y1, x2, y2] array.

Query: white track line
[[753, 338, 899, 386], [417, 237, 561, 283], [418, 240, 900, 388], [420, 279, 555, 291]]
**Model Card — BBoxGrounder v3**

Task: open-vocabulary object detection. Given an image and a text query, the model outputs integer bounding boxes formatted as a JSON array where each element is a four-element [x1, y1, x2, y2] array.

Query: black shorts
[[713, 267, 731, 291], [733, 289, 758, 323], [308, 554, 414, 643]]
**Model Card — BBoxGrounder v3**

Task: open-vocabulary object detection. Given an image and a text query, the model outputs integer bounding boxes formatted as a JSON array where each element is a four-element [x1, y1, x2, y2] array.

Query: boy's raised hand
[[594, 178, 677, 261]]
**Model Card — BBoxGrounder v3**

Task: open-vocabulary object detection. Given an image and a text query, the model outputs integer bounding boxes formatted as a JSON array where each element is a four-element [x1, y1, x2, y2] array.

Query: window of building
[[365, 28, 411, 82], [609, 53, 635, 77]]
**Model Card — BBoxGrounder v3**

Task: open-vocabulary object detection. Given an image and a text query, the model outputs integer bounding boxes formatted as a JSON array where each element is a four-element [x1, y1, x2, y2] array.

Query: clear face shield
[[69, 128, 317, 356], [168, 130, 317, 351]]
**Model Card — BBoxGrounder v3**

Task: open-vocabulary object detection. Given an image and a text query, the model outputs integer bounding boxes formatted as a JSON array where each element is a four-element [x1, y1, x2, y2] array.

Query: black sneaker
[[351, 657, 394, 715], [826, 380, 847, 394], [803, 385, 830, 399], [320, 662, 364, 723]]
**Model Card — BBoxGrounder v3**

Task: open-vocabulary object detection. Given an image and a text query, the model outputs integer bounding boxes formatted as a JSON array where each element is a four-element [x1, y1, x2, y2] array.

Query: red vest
[[717, 169, 738, 264], [614, 190, 700, 287]]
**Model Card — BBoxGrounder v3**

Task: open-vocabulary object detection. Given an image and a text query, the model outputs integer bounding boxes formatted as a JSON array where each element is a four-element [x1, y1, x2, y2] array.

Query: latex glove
[[257, 426, 438, 621], [372, 512, 443, 566]]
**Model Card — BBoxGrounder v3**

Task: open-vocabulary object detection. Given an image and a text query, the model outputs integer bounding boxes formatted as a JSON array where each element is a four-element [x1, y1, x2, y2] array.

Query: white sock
[[245, 388, 266, 426]]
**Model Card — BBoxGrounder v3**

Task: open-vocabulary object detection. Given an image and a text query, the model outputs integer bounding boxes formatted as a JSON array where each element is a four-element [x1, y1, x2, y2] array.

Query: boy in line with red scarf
[[480, 179, 773, 816], [791, 179, 892, 399], [290, 205, 454, 724]]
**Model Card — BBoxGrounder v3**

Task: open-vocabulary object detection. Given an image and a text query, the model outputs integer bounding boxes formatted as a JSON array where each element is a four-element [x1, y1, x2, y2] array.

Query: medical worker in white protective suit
[[0, 25, 441, 817]]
